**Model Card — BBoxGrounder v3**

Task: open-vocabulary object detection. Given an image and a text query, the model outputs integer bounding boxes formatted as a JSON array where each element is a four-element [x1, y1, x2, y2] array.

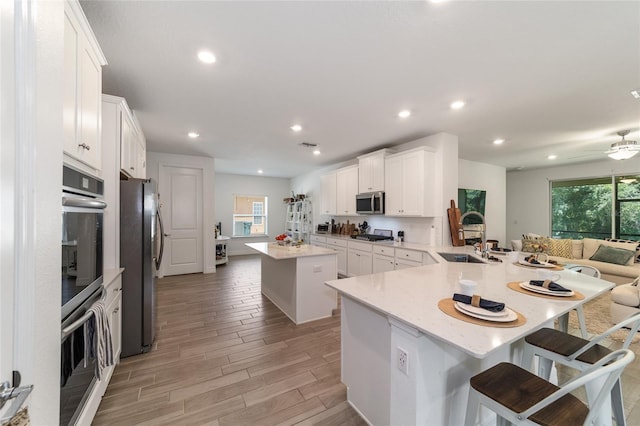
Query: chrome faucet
[[458, 211, 488, 258]]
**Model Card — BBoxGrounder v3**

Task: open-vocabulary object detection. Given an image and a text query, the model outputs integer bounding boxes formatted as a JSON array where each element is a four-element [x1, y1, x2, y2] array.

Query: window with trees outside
[[233, 195, 268, 237], [551, 175, 640, 240]]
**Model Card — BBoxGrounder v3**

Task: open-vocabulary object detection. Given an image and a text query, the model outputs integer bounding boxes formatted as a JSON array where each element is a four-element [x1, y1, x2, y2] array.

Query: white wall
[[290, 132, 459, 246], [147, 152, 216, 274], [506, 158, 640, 241], [459, 159, 507, 247], [215, 173, 291, 256]]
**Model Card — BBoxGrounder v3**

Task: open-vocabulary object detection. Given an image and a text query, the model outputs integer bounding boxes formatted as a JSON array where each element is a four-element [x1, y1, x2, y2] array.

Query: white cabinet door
[[384, 156, 403, 215], [63, 5, 104, 171], [358, 150, 387, 193], [334, 245, 347, 276], [310, 235, 327, 247], [120, 113, 134, 175], [395, 258, 422, 270], [320, 173, 337, 215], [347, 249, 372, 277], [373, 254, 395, 273], [384, 148, 438, 217], [336, 166, 358, 215], [135, 135, 146, 178]]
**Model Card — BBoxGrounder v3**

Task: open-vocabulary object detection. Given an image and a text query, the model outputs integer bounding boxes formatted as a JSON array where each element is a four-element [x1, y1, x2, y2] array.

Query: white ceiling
[[81, 1, 640, 178]]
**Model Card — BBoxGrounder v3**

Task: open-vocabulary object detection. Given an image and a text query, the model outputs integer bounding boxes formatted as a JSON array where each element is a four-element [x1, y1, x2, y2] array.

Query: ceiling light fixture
[[188, 131, 200, 138], [398, 110, 411, 118], [290, 124, 302, 132], [493, 139, 505, 145], [547, 154, 557, 160], [197, 50, 216, 64], [257, 169, 263, 174], [606, 130, 640, 160], [450, 100, 465, 110], [313, 149, 321, 156], [631, 89, 640, 99]]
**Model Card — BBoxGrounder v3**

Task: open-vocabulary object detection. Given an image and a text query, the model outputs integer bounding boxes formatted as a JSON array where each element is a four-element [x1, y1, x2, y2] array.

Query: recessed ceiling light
[[547, 154, 557, 160], [313, 149, 321, 156], [188, 131, 200, 138], [450, 100, 465, 110], [257, 169, 263, 174], [398, 110, 411, 118], [493, 139, 505, 145], [631, 89, 640, 99], [197, 50, 216, 64], [290, 124, 302, 132]]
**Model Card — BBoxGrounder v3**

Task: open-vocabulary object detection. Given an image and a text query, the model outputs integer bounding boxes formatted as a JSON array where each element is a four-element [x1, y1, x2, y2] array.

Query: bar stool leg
[[575, 305, 588, 338], [611, 379, 627, 426], [521, 344, 535, 372], [464, 389, 480, 426]]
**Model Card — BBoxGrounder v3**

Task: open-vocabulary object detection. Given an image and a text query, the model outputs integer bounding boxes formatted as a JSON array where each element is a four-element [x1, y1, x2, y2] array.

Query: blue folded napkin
[[452, 293, 505, 312], [524, 255, 541, 265], [529, 280, 570, 292]]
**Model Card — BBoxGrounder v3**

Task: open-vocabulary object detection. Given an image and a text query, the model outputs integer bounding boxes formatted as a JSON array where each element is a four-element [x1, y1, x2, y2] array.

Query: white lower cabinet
[[326, 237, 348, 276], [310, 235, 327, 248], [394, 248, 423, 269], [373, 245, 395, 273], [347, 241, 373, 277]]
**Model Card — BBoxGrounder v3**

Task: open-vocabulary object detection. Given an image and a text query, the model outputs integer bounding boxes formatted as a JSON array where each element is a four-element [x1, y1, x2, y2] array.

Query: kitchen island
[[246, 242, 338, 324], [325, 247, 614, 426]]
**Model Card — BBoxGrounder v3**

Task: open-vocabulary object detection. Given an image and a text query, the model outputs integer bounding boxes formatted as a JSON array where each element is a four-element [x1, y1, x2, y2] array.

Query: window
[[551, 175, 640, 240], [233, 195, 268, 237]]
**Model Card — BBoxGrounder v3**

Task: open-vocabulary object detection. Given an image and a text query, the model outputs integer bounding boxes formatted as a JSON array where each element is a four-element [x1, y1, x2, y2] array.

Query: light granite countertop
[[246, 242, 338, 260]]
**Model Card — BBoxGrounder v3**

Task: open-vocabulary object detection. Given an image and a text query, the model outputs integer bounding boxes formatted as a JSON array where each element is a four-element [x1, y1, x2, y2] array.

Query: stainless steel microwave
[[356, 191, 384, 215]]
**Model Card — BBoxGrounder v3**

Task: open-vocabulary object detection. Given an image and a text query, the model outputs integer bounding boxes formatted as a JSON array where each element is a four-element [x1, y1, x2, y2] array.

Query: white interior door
[[159, 165, 203, 276]]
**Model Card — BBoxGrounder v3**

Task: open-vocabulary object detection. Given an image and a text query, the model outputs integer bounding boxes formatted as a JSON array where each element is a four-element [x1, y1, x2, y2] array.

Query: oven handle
[[62, 196, 107, 209], [61, 288, 104, 341]]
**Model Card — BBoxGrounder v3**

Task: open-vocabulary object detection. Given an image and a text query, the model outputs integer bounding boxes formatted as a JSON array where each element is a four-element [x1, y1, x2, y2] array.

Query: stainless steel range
[[351, 229, 393, 242]]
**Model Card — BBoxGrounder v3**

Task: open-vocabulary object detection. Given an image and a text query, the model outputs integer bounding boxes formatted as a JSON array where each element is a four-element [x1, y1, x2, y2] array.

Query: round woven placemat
[[437, 298, 526, 328], [512, 262, 564, 271], [507, 281, 585, 300]]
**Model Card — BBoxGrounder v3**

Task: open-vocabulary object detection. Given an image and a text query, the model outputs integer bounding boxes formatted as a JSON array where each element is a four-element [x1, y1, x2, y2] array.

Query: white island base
[[246, 243, 338, 325]]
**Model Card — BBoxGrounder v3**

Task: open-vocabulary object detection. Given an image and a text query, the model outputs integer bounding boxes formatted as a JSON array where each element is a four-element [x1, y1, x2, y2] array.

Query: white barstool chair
[[465, 349, 634, 426], [557, 265, 602, 339], [521, 313, 640, 426]]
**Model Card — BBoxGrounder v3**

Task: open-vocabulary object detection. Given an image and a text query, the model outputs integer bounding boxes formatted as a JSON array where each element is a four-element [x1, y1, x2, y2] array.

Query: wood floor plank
[[94, 255, 364, 425]]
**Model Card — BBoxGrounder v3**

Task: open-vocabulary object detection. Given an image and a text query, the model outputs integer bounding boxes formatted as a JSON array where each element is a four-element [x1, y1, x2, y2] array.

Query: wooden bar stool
[[465, 349, 634, 426], [521, 313, 640, 426]]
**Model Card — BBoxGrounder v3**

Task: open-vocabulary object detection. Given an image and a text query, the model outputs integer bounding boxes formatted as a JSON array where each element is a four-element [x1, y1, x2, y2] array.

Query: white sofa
[[510, 237, 640, 285]]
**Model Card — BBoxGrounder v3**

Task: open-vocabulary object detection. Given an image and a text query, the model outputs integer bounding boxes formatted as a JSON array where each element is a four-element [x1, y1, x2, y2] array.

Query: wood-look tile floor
[[93, 255, 366, 426]]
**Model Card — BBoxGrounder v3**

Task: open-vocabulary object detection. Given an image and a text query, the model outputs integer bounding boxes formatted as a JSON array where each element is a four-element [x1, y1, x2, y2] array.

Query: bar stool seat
[[521, 314, 640, 426], [469, 362, 588, 426], [465, 349, 635, 426]]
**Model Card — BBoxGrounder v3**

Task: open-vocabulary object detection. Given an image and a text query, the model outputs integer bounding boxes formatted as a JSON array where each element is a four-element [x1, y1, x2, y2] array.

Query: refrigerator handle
[[156, 209, 165, 271]]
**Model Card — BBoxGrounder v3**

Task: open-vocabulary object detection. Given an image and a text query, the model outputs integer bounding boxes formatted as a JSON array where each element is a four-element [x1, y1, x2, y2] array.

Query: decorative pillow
[[571, 240, 584, 259], [606, 238, 640, 263], [521, 237, 551, 253], [589, 245, 636, 265], [583, 238, 639, 265], [548, 239, 573, 258]]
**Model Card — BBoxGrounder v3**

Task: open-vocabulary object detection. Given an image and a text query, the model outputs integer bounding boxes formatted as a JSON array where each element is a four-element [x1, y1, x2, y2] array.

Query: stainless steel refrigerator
[[120, 178, 164, 357]]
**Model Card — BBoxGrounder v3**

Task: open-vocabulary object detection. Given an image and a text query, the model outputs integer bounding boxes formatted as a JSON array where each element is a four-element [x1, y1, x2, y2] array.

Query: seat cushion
[[525, 328, 612, 364], [611, 284, 640, 307]]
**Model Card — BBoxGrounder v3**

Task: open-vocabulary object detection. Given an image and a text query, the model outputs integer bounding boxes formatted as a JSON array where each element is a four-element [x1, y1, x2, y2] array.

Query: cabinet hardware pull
[[78, 143, 90, 151]]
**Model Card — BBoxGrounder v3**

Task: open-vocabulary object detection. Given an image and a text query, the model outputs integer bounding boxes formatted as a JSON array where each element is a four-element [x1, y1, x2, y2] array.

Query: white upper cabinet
[[336, 165, 359, 216], [357, 149, 392, 193], [103, 95, 146, 179], [384, 147, 439, 217], [63, 0, 107, 171], [320, 172, 337, 215]]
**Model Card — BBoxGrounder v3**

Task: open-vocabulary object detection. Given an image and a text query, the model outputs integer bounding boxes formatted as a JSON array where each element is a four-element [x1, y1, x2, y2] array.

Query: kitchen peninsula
[[325, 248, 614, 426], [246, 242, 338, 324]]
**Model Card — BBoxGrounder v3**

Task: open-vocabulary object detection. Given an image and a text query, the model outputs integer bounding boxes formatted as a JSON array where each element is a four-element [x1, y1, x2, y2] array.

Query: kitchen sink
[[437, 252, 486, 263]]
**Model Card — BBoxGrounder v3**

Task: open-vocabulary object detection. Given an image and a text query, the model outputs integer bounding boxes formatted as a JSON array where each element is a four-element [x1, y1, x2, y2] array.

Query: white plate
[[519, 282, 574, 297], [454, 303, 517, 322], [455, 301, 509, 318], [518, 259, 555, 268]]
